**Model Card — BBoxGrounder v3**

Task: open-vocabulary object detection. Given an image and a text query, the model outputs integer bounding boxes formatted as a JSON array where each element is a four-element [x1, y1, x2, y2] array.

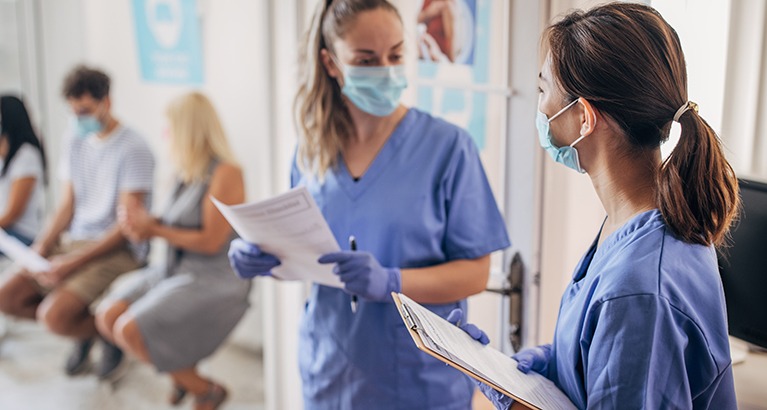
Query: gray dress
[[109, 162, 251, 372]]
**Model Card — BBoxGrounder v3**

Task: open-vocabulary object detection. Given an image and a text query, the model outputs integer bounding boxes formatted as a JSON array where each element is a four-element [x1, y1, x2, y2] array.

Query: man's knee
[[37, 291, 88, 336], [0, 273, 38, 314], [0, 284, 16, 313]]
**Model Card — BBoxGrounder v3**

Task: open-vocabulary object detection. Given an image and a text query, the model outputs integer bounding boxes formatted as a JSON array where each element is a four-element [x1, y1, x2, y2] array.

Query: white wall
[[536, 0, 607, 345], [653, 0, 731, 160], [38, 0, 87, 202]]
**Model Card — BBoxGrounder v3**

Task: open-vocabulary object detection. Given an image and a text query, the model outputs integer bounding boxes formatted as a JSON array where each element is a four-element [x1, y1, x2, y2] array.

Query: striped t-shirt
[[59, 124, 155, 261]]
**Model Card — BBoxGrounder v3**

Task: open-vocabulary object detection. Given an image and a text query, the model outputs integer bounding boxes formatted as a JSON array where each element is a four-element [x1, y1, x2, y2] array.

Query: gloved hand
[[318, 251, 401, 301], [228, 239, 281, 279], [512, 344, 552, 375], [446, 308, 490, 345], [477, 381, 515, 410], [447, 308, 519, 409]]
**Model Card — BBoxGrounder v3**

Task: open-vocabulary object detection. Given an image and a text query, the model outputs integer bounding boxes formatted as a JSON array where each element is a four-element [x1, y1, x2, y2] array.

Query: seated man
[[0, 65, 155, 378]]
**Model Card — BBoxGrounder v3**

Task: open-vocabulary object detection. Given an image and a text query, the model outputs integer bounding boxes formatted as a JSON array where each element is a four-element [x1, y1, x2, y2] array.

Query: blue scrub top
[[291, 108, 510, 410], [543, 210, 736, 409]]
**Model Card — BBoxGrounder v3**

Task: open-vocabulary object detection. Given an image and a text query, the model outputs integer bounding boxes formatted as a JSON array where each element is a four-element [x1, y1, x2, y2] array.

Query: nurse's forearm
[[400, 255, 490, 304]]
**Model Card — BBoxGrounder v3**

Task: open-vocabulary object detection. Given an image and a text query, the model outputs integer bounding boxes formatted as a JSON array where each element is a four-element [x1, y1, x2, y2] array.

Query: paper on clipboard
[[392, 293, 577, 410], [0, 228, 50, 273], [211, 186, 342, 288]]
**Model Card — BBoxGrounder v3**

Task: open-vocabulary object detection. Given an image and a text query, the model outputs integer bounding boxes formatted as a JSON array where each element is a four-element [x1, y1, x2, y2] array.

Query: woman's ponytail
[[657, 106, 740, 246]]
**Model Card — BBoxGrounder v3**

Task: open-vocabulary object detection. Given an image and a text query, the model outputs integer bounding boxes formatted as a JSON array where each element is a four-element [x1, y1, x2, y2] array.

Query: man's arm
[[35, 191, 144, 286], [32, 182, 75, 257]]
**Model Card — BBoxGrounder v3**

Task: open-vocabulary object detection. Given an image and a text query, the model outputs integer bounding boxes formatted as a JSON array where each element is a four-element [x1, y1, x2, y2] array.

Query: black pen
[[349, 235, 358, 313]]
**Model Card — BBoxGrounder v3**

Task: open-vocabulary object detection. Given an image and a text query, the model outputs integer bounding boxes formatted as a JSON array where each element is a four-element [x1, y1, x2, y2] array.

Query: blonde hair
[[293, 0, 400, 178], [166, 92, 238, 183]]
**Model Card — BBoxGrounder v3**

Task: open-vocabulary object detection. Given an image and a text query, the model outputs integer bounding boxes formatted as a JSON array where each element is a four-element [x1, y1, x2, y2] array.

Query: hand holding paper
[[228, 239, 281, 279], [513, 345, 552, 375], [0, 228, 51, 273], [212, 187, 342, 288], [33, 255, 79, 287], [318, 251, 401, 301], [446, 308, 490, 345]]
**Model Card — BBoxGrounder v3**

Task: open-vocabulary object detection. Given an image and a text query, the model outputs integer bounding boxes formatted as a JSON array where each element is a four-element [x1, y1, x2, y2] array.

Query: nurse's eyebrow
[[539, 72, 549, 82], [353, 41, 405, 54]]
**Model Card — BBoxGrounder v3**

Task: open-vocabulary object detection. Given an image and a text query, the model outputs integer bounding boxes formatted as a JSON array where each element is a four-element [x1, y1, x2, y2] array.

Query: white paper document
[[0, 228, 51, 273], [212, 187, 342, 288], [395, 293, 577, 410]]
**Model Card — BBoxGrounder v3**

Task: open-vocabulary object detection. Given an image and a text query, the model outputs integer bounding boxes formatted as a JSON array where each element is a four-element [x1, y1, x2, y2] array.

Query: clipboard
[[392, 292, 577, 410]]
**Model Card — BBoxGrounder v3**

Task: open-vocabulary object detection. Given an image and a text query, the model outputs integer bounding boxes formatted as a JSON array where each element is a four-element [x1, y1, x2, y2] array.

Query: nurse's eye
[[537, 86, 544, 94], [389, 54, 403, 63], [356, 57, 378, 66]]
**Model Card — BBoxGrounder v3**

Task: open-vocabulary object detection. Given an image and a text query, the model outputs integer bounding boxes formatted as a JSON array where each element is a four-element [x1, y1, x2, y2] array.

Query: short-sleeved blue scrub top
[[291, 108, 511, 410], [544, 210, 736, 409]]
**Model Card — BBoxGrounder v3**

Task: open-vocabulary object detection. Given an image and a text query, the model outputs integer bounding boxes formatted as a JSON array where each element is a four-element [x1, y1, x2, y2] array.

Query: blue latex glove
[[317, 251, 401, 301], [475, 347, 552, 410], [512, 344, 552, 375], [228, 239, 281, 279], [446, 308, 490, 345], [446, 308, 513, 409], [477, 382, 514, 410]]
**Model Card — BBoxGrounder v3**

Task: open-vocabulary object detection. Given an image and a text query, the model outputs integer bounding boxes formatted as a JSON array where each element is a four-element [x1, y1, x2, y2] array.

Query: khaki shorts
[[45, 240, 141, 305]]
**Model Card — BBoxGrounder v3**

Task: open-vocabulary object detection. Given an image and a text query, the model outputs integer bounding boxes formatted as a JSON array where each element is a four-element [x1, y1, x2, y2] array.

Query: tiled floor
[[0, 318, 264, 410]]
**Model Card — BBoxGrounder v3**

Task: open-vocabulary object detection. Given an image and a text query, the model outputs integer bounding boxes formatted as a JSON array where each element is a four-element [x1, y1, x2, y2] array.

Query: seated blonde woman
[[95, 92, 250, 410]]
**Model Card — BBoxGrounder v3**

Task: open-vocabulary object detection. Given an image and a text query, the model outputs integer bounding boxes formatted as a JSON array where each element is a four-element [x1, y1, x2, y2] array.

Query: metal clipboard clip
[[401, 302, 419, 331]]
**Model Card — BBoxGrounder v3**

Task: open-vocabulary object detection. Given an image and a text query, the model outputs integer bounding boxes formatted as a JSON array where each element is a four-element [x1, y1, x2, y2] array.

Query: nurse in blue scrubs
[[464, 3, 739, 409], [228, 0, 510, 409]]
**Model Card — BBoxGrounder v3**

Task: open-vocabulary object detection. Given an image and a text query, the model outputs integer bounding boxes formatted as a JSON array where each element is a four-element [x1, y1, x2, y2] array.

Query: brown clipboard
[[392, 292, 576, 410]]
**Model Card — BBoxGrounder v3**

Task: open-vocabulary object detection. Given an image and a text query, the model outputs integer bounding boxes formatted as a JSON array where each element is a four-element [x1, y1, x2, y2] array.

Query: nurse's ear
[[320, 49, 341, 80], [578, 97, 598, 137]]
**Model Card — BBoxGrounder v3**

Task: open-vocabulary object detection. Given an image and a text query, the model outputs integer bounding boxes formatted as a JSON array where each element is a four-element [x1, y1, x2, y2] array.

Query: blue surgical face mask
[[334, 57, 408, 117], [75, 115, 103, 138], [536, 98, 588, 173]]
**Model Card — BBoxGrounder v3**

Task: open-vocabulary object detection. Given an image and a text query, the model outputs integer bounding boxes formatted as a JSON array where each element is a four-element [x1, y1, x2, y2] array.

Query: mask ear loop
[[570, 98, 598, 173], [548, 98, 579, 123], [569, 133, 587, 148]]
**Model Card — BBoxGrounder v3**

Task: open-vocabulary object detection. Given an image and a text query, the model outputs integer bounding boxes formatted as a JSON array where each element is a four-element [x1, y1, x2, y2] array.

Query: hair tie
[[673, 101, 698, 122]]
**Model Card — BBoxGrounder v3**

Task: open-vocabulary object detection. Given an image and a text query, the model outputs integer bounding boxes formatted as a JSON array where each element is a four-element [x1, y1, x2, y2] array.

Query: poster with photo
[[416, 0, 476, 64], [414, 0, 502, 151]]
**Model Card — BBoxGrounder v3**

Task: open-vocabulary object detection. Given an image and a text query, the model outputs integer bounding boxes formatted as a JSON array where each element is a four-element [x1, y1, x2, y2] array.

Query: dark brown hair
[[61, 65, 111, 100], [293, 0, 401, 177], [0, 95, 47, 183], [544, 2, 739, 247]]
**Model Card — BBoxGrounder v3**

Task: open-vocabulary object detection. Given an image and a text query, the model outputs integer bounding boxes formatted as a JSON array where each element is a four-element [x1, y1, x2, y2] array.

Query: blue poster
[[415, 0, 489, 150], [132, 0, 204, 84]]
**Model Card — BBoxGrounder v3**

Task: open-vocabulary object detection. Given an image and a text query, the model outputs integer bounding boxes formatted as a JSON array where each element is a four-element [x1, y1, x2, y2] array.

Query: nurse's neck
[[343, 105, 408, 180], [347, 104, 407, 144], [589, 142, 660, 246]]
